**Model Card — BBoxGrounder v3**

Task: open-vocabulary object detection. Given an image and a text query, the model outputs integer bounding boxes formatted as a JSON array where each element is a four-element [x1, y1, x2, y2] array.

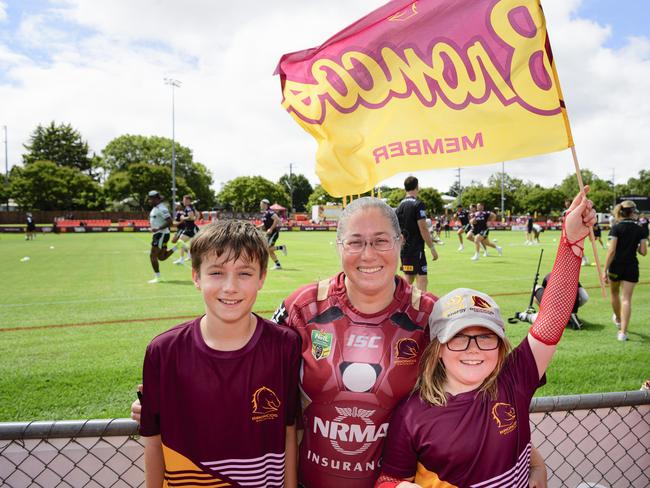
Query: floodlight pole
[[3, 126, 7, 211], [164, 78, 181, 207]]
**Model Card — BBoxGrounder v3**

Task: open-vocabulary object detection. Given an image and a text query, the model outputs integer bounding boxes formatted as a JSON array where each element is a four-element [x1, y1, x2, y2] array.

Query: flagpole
[[570, 146, 607, 298]]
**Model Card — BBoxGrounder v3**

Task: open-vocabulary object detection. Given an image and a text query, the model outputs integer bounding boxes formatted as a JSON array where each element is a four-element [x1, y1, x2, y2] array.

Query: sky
[[0, 0, 649, 196]]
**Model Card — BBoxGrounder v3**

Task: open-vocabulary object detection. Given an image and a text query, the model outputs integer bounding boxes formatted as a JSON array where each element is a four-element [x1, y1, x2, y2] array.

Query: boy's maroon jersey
[[140, 315, 300, 488], [272, 272, 436, 488]]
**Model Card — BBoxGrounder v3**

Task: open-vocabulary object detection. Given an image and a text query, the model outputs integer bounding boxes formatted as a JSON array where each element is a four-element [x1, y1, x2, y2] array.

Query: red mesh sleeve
[[374, 473, 403, 488], [529, 231, 582, 345]]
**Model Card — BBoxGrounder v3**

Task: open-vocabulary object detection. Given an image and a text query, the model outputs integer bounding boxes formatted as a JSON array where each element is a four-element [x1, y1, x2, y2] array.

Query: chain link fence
[[1, 390, 648, 487]]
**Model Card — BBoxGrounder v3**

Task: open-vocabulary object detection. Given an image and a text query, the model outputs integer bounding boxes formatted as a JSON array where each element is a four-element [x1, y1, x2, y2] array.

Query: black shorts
[[462, 223, 472, 233], [608, 261, 639, 283], [593, 228, 602, 238], [267, 231, 280, 247], [527, 223, 533, 233], [400, 248, 427, 275], [477, 229, 490, 238], [152, 232, 170, 249], [176, 226, 198, 239]]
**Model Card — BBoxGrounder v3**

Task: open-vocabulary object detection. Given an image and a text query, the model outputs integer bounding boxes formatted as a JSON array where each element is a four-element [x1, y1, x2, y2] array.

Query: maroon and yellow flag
[[276, 0, 573, 197]]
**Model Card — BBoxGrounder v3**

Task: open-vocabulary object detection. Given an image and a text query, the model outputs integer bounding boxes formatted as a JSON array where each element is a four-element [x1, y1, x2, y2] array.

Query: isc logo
[[346, 334, 381, 348]]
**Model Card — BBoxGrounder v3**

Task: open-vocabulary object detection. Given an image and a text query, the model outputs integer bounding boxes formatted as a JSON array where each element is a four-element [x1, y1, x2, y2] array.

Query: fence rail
[[1, 390, 649, 487]]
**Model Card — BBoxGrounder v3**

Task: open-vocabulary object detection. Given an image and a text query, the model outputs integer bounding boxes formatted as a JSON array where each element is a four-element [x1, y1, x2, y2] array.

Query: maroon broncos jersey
[[272, 272, 437, 488]]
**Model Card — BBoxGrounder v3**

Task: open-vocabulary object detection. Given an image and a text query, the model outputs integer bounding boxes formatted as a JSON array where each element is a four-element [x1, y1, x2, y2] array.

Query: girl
[[604, 201, 648, 341], [375, 189, 595, 488]]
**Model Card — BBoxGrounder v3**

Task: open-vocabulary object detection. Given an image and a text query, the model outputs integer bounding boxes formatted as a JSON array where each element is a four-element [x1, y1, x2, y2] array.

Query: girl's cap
[[429, 288, 505, 343]]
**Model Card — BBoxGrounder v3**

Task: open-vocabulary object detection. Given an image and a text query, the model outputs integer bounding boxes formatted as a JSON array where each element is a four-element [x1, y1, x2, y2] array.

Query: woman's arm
[[528, 188, 596, 377], [602, 237, 617, 283], [638, 238, 648, 256], [529, 446, 548, 488]]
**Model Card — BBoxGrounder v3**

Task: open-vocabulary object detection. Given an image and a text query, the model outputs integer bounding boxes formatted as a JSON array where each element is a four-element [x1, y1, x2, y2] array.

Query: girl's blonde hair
[[415, 336, 512, 407], [612, 201, 638, 222]]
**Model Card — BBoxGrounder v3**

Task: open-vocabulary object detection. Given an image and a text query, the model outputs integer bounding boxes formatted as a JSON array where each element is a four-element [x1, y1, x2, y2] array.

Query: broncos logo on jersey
[[491, 402, 517, 435], [251, 387, 281, 422]]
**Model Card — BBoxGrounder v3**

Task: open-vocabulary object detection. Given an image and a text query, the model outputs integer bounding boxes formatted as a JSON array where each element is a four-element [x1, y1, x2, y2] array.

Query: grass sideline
[[0, 230, 648, 421]]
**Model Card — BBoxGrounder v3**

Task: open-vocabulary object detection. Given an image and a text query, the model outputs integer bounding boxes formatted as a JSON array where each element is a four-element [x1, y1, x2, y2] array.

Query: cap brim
[[434, 316, 505, 343]]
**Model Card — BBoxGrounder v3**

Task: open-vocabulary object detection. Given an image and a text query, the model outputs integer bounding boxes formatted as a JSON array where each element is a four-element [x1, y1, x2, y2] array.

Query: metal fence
[[1, 390, 648, 488]]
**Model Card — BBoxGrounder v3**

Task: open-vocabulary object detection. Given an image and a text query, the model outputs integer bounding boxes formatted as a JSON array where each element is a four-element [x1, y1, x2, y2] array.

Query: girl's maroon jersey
[[272, 272, 437, 488], [140, 315, 301, 488]]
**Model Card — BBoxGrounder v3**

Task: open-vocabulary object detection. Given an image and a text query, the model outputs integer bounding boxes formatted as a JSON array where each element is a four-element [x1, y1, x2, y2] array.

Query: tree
[[557, 170, 600, 199], [279, 174, 313, 212], [102, 135, 216, 207], [218, 176, 290, 212], [626, 169, 650, 196], [385, 189, 405, 208], [518, 185, 565, 215], [460, 184, 502, 213], [418, 188, 444, 215], [104, 163, 191, 210], [306, 184, 342, 209], [23, 122, 94, 174], [9, 160, 104, 210]]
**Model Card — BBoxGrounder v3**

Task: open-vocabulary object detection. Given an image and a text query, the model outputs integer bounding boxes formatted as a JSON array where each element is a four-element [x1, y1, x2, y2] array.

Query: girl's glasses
[[446, 333, 500, 351]]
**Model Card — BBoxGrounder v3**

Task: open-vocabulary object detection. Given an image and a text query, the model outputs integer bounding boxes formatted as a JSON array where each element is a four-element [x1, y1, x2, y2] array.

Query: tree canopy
[[218, 176, 290, 212], [9, 160, 104, 210], [102, 134, 216, 207], [279, 173, 313, 212], [23, 122, 94, 174]]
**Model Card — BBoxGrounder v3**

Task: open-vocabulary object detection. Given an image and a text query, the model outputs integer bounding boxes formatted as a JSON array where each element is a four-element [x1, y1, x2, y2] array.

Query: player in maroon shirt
[[139, 221, 300, 488], [375, 189, 596, 488]]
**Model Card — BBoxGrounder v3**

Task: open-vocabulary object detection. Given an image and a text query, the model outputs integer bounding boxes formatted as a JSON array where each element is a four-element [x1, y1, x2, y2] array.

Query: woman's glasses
[[337, 236, 400, 253]]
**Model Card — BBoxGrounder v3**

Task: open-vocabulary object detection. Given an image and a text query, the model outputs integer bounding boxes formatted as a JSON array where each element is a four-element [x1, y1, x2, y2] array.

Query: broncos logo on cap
[[251, 387, 281, 415], [472, 295, 492, 309], [491, 402, 517, 434]]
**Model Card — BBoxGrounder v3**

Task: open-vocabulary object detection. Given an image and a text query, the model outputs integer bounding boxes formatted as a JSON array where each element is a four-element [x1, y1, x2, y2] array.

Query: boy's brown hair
[[190, 220, 269, 275]]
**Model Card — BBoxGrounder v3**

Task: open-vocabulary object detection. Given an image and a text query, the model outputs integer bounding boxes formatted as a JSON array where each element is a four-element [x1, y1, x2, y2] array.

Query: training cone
[[21, 256, 30, 262]]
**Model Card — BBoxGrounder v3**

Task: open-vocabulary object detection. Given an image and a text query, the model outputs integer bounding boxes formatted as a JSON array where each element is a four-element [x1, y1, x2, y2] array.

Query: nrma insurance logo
[[313, 407, 388, 455]]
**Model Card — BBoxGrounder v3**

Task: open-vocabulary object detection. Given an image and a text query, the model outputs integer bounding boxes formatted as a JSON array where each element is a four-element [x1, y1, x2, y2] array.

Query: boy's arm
[[284, 424, 298, 488], [528, 188, 595, 377], [143, 435, 165, 488]]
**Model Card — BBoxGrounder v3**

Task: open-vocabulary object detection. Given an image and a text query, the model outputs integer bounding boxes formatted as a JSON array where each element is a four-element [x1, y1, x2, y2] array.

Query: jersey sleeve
[[641, 225, 649, 240], [502, 338, 546, 399], [379, 400, 418, 479], [416, 201, 427, 221], [608, 224, 620, 239], [139, 343, 162, 437], [284, 331, 302, 426]]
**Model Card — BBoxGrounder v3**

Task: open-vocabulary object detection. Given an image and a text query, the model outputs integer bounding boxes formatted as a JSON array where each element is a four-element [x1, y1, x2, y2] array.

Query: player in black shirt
[[25, 213, 36, 240], [454, 204, 472, 251], [259, 198, 287, 270], [172, 195, 200, 264], [604, 200, 648, 341], [395, 176, 438, 291], [470, 203, 502, 261]]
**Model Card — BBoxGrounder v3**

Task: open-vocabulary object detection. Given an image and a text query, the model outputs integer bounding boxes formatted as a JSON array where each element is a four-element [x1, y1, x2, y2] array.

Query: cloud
[[1, 0, 648, 198], [0, 1, 7, 22]]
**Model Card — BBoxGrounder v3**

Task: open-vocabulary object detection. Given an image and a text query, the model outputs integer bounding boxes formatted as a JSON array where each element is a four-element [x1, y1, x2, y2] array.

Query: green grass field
[[0, 229, 648, 421]]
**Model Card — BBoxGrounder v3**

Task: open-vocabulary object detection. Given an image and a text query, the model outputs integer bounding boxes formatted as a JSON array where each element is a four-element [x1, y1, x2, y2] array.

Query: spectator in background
[[25, 212, 36, 240], [604, 201, 648, 341]]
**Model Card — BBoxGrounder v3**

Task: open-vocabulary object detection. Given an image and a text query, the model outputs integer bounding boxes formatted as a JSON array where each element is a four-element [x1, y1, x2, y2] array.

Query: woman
[[603, 200, 648, 341], [132, 198, 547, 487]]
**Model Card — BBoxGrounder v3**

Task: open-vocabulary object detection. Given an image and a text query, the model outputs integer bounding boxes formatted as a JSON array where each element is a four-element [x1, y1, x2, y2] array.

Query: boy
[[139, 220, 300, 488]]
